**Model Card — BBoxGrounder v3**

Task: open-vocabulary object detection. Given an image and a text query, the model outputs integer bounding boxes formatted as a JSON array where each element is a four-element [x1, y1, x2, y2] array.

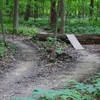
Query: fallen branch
[[34, 34, 100, 44]]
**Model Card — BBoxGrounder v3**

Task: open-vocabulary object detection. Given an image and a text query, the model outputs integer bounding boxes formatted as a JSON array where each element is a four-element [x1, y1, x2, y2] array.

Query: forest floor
[[0, 34, 100, 100]]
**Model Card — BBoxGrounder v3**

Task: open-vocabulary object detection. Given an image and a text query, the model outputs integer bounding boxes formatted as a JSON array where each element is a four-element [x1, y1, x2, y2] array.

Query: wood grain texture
[[66, 34, 84, 49]]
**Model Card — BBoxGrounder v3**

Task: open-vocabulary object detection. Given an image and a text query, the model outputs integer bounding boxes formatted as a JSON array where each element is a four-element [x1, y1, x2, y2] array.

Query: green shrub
[[0, 38, 17, 59], [30, 17, 100, 35], [56, 47, 64, 54], [0, 42, 7, 57], [47, 37, 55, 42], [15, 26, 38, 36], [0, 17, 38, 36], [65, 24, 100, 34], [0, 25, 38, 36]]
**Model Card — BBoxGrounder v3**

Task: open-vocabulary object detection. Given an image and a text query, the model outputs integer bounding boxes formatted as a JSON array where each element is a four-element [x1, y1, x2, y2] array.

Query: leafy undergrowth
[[0, 17, 38, 36], [65, 24, 100, 34], [2, 25, 38, 36], [10, 73, 100, 100], [2, 17, 100, 36], [0, 38, 17, 72], [30, 17, 100, 34]]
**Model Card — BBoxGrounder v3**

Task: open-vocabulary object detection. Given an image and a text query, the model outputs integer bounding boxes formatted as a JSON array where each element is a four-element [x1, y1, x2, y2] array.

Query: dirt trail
[[0, 36, 100, 100]]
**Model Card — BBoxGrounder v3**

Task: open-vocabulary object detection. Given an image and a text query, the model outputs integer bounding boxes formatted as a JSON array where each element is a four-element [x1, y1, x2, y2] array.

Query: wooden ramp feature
[[66, 34, 84, 50]]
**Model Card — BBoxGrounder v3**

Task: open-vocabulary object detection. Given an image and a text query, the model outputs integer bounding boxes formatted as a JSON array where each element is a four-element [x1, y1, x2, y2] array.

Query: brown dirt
[[0, 35, 100, 100]]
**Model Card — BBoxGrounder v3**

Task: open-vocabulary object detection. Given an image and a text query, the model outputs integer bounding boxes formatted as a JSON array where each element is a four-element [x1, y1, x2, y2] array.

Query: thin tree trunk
[[50, 0, 57, 29], [24, 0, 31, 21], [59, 0, 66, 34], [13, 0, 19, 33], [34, 0, 39, 19], [55, 0, 60, 35], [97, 1, 100, 17], [0, 8, 6, 46], [42, 2, 45, 17], [90, 0, 94, 16], [6, 0, 9, 5]]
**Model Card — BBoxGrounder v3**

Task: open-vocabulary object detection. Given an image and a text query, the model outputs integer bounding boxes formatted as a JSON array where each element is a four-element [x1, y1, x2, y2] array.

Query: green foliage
[[65, 24, 100, 34], [14, 26, 38, 36], [1, 0, 100, 36], [0, 38, 17, 59], [1, 0, 100, 35], [64, 18, 100, 34], [10, 97, 36, 100], [0, 38, 7, 57], [32, 88, 82, 100], [31, 17, 100, 34], [34, 17, 50, 30], [0, 16, 38, 36], [0, 42, 7, 57], [47, 37, 55, 42], [0, 25, 37, 36], [32, 81, 100, 100], [19, 17, 34, 26], [56, 47, 64, 54]]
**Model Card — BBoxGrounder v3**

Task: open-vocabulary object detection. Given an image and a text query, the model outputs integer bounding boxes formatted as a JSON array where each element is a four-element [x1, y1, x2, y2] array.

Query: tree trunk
[[90, 0, 94, 16], [42, 2, 45, 17], [13, 0, 19, 33], [97, 1, 100, 17], [24, 0, 31, 21], [50, 0, 57, 29], [6, 0, 9, 5], [59, 0, 66, 34], [0, 8, 6, 46], [34, 0, 39, 18]]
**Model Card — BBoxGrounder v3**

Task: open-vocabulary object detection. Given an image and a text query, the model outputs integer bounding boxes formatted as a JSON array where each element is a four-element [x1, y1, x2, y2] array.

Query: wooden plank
[[66, 34, 84, 50]]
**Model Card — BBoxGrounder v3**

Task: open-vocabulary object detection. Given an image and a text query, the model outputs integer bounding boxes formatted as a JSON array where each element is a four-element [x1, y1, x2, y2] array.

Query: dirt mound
[[0, 35, 100, 100]]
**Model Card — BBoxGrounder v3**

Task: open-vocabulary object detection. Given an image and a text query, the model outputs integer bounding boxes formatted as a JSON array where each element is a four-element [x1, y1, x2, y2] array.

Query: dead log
[[35, 34, 100, 44]]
